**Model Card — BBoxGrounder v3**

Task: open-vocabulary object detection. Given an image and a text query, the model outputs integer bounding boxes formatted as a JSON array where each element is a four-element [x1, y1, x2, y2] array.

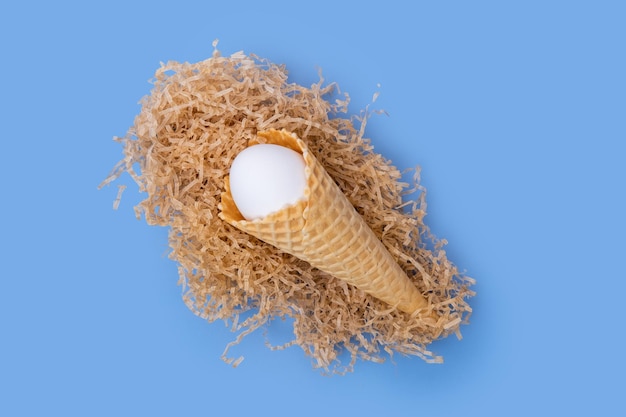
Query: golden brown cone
[[219, 129, 431, 315]]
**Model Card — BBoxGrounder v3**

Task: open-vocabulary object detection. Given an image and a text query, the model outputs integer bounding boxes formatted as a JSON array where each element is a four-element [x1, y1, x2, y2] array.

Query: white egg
[[229, 144, 307, 220]]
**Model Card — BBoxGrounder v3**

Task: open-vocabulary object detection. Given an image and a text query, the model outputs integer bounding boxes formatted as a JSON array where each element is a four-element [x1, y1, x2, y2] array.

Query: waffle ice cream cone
[[219, 129, 430, 315]]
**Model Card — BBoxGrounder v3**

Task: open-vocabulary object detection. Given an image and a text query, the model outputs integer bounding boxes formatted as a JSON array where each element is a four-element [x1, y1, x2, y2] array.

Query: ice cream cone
[[219, 129, 431, 315]]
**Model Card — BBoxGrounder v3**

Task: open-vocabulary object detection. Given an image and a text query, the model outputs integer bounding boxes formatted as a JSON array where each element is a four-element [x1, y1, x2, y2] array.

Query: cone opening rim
[[220, 129, 315, 224]]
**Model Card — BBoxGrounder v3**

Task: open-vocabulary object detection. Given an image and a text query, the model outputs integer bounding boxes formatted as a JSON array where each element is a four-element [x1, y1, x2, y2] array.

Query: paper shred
[[105, 47, 475, 374], [113, 185, 126, 210]]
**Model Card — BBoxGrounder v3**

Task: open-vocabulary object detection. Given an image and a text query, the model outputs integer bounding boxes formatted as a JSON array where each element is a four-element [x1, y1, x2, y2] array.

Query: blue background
[[1, 1, 624, 415]]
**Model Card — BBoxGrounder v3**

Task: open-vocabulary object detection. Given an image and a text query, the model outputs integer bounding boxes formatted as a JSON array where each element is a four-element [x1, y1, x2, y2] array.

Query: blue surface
[[1, 1, 624, 415]]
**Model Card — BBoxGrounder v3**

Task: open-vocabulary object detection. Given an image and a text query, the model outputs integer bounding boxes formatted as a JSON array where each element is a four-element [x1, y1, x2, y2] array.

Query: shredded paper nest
[[102, 44, 475, 373]]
